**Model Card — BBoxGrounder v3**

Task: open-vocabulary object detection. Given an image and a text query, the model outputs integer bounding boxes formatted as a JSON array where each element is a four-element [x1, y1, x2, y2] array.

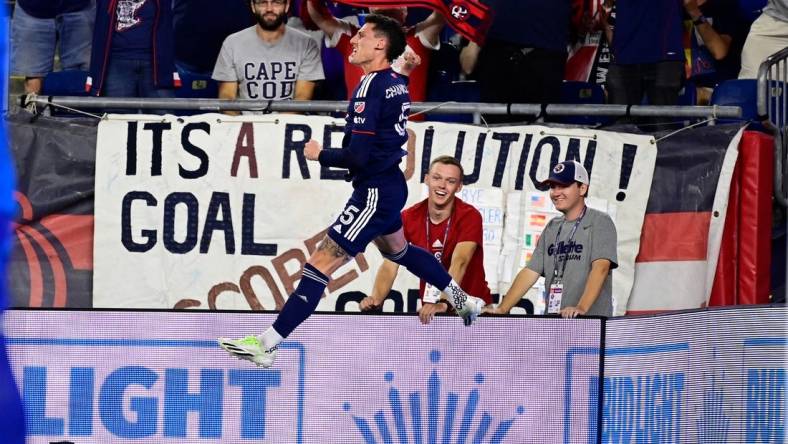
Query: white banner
[[93, 114, 656, 314]]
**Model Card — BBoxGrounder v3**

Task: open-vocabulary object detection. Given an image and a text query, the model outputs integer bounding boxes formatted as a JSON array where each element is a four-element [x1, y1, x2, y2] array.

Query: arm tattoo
[[318, 236, 350, 259]]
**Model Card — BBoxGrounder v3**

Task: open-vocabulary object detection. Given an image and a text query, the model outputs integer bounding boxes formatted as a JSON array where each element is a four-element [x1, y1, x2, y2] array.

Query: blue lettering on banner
[[10, 338, 306, 442], [478, 207, 504, 225]]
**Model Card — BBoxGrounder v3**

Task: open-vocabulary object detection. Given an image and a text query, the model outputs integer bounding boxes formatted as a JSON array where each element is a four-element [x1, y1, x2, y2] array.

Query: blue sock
[[272, 263, 328, 338], [382, 243, 451, 291]]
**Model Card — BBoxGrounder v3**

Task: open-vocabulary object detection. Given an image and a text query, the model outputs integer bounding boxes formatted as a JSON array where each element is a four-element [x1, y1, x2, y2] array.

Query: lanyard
[[552, 206, 587, 281], [426, 214, 451, 261]]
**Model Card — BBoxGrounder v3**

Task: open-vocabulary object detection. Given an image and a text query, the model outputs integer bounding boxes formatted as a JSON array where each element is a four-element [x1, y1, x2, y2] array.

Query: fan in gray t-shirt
[[212, 24, 324, 107], [490, 160, 618, 318], [528, 207, 618, 316]]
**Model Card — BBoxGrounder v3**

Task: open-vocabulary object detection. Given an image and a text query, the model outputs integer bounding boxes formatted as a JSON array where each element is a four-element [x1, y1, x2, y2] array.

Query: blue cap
[[542, 160, 589, 186]]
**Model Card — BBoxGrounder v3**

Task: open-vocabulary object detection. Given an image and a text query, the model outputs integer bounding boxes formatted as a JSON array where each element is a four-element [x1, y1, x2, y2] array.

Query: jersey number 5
[[395, 102, 410, 136], [339, 206, 361, 225]]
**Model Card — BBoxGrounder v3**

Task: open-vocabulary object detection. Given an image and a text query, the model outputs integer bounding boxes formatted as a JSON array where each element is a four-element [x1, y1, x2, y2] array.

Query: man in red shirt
[[360, 155, 492, 324], [306, 1, 443, 106]]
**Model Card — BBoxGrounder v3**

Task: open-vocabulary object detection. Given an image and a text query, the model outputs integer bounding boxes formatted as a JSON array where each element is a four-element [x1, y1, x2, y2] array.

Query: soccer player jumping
[[218, 14, 485, 368]]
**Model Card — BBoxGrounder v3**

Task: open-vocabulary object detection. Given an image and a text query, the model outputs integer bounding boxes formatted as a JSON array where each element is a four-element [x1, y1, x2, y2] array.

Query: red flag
[[331, 0, 493, 45]]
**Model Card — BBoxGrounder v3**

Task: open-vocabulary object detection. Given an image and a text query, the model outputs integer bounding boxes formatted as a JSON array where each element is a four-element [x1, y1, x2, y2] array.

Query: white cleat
[[217, 336, 277, 368], [457, 295, 485, 326]]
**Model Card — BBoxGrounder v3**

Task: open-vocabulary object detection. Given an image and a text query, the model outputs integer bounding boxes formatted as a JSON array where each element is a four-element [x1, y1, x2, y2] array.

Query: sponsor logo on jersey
[[353, 116, 366, 124]]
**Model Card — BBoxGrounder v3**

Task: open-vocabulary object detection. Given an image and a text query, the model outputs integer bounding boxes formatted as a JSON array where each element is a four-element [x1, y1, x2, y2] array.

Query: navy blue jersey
[[319, 68, 409, 185]]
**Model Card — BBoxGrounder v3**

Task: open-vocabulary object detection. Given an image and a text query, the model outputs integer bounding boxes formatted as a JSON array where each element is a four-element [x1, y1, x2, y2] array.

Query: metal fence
[[758, 46, 788, 207], [20, 94, 743, 122]]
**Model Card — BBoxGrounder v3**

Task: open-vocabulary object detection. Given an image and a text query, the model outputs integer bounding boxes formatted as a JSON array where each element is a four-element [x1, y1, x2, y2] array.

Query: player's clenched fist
[[304, 139, 322, 160], [395, 49, 421, 78]]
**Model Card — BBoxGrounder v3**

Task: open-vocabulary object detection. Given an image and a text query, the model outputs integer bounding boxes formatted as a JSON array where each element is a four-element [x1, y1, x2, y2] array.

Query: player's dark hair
[[364, 14, 407, 63], [429, 155, 465, 181]]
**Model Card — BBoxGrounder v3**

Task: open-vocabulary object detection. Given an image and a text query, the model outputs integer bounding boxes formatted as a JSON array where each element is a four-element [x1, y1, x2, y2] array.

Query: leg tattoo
[[318, 236, 350, 259]]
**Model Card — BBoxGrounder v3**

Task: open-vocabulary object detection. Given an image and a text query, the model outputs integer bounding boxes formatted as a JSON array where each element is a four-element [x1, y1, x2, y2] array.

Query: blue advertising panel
[[601, 306, 786, 443], [5, 310, 602, 443]]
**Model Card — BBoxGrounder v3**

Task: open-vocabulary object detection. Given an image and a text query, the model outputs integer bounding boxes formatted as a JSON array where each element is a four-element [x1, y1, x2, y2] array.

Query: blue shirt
[[319, 68, 409, 185], [111, 0, 156, 60], [612, 0, 685, 64]]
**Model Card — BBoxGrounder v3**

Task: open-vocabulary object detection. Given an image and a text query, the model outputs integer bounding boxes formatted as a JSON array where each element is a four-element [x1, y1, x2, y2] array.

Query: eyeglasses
[[252, 0, 286, 6]]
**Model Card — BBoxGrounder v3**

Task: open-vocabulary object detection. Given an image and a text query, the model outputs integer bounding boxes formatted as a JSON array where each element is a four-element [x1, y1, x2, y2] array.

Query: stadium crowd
[[8, 0, 788, 117]]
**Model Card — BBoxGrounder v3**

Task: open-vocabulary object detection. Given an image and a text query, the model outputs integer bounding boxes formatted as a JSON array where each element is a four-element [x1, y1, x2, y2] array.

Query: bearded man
[[212, 0, 324, 114]]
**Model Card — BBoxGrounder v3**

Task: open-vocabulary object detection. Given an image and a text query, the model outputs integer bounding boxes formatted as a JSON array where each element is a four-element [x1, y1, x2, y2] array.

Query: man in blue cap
[[488, 160, 618, 318]]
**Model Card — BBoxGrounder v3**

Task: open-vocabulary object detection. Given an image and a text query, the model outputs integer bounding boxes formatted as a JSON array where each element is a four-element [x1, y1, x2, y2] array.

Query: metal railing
[[20, 94, 742, 122], [758, 47, 788, 207]]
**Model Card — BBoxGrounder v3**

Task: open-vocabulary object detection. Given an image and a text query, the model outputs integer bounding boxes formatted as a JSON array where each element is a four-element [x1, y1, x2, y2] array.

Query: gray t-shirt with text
[[213, 25, 324, 103], [527, 207, 618, 316]]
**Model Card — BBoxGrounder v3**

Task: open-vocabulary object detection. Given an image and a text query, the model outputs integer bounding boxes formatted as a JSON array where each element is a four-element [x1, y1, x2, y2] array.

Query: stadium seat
[[711, 78, 786, 131], [174, 70, 218, 100], [425, 42, 480, 123], [174, 69, 219, 116], [41, 70, 90, 97], [556, 80, 610, 126], [40, 70, 93, 117], [425, 77, 481, 123], [677, 81, 697, 106]]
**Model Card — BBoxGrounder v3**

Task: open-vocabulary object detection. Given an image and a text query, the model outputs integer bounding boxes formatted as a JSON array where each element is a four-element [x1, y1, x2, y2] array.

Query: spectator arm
[[294, 80, 317, 101], [498, 267, 540, 313], [460, 41, 481, 76], [218, 81, 240, 116], [447, 241, 477, 285], [414, 10, 446, 48], [306, 0, 343, 39], [369, 259, 401, 304], [574, 259, 612, 313], [695, 23, 732, 60]]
